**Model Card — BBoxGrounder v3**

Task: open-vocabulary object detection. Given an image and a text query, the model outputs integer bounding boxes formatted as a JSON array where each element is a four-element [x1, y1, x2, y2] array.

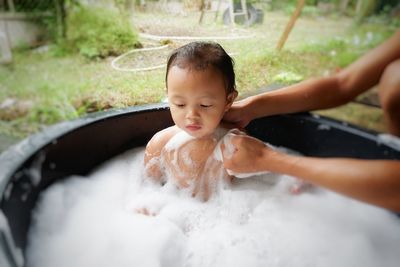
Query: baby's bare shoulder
[[219, 121, 247, 134], [145, 126, 180, 159]]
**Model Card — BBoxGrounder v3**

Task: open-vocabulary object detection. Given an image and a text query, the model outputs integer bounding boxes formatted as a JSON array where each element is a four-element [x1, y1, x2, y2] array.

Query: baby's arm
[[144, 126, 180, 182]]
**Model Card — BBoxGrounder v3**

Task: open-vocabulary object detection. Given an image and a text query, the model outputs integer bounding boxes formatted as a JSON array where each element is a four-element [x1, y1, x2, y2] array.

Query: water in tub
[[26, 132, 400, 267]]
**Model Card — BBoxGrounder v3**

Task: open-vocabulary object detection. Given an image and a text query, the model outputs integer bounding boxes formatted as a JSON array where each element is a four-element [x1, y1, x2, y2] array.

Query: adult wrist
[[264, 150, 299, 174], [252, 146, 283, 173], [241, 95, 261, 121], [247, 93, 272, 120]]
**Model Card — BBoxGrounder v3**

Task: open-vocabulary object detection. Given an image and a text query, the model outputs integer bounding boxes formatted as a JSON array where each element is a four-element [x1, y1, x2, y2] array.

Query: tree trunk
[[356, 0, 377, 23], [53, 0, 66, 42], [339, 0, 350, 13], [6, 0, 15, 12]]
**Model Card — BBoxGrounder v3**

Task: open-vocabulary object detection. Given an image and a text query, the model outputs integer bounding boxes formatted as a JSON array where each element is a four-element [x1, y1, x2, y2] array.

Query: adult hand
[[221, 132, 276, 174], [223, 98, 254, 128]]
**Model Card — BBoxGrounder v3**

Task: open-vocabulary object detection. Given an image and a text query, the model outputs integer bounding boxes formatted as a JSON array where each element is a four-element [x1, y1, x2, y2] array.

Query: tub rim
[[0, 103, 169, 197]]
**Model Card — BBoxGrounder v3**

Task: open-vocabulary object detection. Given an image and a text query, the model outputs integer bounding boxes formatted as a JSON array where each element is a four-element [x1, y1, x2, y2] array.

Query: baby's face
[[167, 65, 233, 139]]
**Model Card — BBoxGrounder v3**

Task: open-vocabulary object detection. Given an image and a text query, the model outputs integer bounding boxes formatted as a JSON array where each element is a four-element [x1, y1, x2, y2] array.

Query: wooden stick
[[276, 0, 305, 51]]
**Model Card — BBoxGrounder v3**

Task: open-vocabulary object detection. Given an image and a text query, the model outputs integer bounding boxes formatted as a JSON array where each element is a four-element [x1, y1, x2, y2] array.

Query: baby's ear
[[227, 90, 238, 104], [225, 90, 238, 111]]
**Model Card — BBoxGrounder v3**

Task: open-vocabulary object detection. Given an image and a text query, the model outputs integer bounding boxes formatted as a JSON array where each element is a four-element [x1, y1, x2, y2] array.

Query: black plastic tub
[[1, 103, 400, 267]]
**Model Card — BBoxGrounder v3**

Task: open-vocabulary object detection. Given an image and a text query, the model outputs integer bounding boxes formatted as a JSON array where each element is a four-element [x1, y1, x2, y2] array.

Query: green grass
[[0, 50, 165, 137], [300, 25, 394, 68]]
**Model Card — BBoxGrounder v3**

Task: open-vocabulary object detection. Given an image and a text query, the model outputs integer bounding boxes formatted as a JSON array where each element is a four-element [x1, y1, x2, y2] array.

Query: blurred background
[[0, 0, 399, 151]]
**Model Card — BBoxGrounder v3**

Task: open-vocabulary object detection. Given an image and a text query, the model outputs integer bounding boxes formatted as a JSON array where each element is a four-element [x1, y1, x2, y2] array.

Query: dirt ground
[[133, 5, 354, 48]]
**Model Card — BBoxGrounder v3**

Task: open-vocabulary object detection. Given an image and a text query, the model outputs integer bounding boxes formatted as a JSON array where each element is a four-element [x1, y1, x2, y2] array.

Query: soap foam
[[214, 129, 272, 178], [26, 147, 400, 267]]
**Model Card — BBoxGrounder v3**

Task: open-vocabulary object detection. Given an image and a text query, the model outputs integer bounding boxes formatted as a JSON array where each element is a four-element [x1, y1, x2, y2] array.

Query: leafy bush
[[67, 7, 140, 59]]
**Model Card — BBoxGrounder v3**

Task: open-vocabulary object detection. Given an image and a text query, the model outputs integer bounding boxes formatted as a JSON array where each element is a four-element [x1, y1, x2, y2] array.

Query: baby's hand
[[135, 207, 157, 216], [289, 179, 313, 195], [128, 191, 168, 216]]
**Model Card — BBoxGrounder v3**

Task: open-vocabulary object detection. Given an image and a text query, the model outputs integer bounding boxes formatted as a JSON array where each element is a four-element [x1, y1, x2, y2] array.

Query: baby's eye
[[200, 104, 212, 108], [174, 103, 185, 107]]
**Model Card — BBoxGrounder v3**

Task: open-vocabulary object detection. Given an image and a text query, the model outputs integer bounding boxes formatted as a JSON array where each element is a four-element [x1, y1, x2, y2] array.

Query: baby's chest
[[162, 139, 225, 184], [164, 140, 216, 168]]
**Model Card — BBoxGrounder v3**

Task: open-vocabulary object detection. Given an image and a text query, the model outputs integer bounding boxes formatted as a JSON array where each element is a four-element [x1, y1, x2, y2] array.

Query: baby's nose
[[186, 108, 200, 119]]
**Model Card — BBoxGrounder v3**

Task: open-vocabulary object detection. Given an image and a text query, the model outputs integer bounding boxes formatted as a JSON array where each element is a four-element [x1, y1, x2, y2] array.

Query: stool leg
[[199, 0, 206, 24], [241, 0, 249, 22], [214, 0, 222, 22], [229, 0, 235, 25]]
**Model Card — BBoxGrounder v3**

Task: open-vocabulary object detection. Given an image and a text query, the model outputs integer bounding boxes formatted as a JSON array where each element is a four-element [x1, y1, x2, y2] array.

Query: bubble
[[26, 147, 400, 267]]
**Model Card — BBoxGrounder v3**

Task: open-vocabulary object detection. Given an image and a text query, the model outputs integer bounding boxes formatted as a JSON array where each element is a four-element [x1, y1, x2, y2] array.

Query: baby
[[144, 41, 238, 200]]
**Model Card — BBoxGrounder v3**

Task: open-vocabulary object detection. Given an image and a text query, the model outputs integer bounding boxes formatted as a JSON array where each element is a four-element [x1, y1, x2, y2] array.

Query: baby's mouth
[[186, 124, 202, 131]]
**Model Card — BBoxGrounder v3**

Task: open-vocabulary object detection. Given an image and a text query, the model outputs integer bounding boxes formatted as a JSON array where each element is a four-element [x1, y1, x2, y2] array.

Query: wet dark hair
[[166, 41, 236, 94]]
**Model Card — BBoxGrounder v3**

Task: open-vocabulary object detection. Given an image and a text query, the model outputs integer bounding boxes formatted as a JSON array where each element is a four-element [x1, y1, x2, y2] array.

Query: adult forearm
[[241, 31, 400, 122], [245, 76, 351, 119], [265, 151, 400, 211]]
